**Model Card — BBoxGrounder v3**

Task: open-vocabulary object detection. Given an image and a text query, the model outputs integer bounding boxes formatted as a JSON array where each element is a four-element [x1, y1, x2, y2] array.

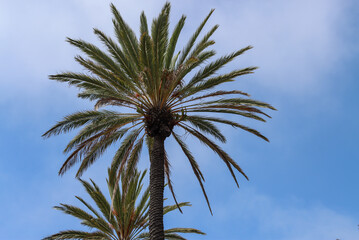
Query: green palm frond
[[184, 116, 226, 143], [179, 123, 247, 184], [94, 28, 137, 80], [109, 127, 144, 186], [183, 67, 257, 97], [43, 230, 109, 240], [164, 150, 182, 213], [177, 9, 214, 66], [152, 3, 170, 79], [44, 168, 204, 240], [138, 227, 205, 240], [139, 31, 155, 95], [180, 46, 253, 94], [111, 3, 140, 71], [186, 115, 269, 141], [67, 38, 127, 81], [172, 132, 211, 213], [200, 97, 276, 110], [43, 110, 120, 137], [165, 15, 186, 69], [187, 24, 218, 60], [78, 179, 115, 226], [53, 204, 114, 235]]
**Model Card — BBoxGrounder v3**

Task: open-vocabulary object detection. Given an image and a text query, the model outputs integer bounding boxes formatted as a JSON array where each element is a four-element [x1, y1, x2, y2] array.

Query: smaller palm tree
[[43, 168, 204, 240]]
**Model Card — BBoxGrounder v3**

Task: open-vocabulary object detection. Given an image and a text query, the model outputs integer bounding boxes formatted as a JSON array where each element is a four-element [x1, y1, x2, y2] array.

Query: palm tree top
[[43, 168, 205, 240], [43, 2, 275, 213]]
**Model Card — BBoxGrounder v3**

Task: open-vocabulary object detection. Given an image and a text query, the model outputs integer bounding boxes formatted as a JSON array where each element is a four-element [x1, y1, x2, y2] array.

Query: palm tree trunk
[[149, 135, 165, 240]]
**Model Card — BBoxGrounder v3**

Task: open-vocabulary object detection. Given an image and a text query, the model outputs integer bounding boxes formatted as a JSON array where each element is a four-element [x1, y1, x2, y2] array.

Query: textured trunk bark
[[149, 136, 165, 240]]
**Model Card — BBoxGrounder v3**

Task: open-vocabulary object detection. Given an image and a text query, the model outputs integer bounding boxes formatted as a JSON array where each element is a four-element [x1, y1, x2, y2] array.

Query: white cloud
[[213, 188, 359, 240], [1, 0, 353, 96], [165, 184, 359, 239], [206, 0, 351, 95]]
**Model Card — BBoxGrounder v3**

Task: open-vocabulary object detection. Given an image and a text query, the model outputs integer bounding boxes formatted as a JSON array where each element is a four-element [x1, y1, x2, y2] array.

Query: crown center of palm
[[145, 107, 175, 138]]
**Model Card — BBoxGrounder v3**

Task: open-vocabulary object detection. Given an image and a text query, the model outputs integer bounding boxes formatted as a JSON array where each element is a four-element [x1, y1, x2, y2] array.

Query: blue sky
[[0, 0, 358, 239]]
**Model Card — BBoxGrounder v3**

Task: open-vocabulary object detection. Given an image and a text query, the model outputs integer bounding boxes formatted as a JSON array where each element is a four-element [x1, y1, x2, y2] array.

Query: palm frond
[[187, 115, 269, 141], [140, 11, 149, 36], [163, 202, 190, 215], [151, 2, 170, 79], [123, 136, 145, 184], [169, 90, 249, 109], [109, 128, 143, 186], [93, 28, 137, 80], [43, 230, 109, 240], [177, 9, 215, 66], [184, 67, 257, 97], [54, 204, 114, 235], [75, 196, 102, 220], [201, 97, 277, 110], [165, 228, 205, 235], [63, 119, 136, 154], [165, 15, 186, 69], [174, 50, 217, 89], [185, 24, 218, 63], [139, 31, 155, 95], [138, 227, 205, 240], [179, 123, 248, 184], [66, 38, 124, 77], [181, 46, 253, 94], [109, 128, 144, 209], [184, 116, 226, 143], [183, 104, 271, 118], [42, 110, 119, 138], [74, 56, 134, 94], [186, 108, 266, 122], [172, 132, 211, 214], [49, 72, 114, 93], [78, 179, 115, 228], [164, 150, 182, 213], [111, 3, 140, 70], [74, 124, 140, 177]]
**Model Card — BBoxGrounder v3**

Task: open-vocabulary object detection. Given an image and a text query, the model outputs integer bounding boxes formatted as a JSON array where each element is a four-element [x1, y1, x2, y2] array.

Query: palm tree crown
[[43, 2, 275, 239], [44, 1, 274, 209], [44, 168, 204, 240]]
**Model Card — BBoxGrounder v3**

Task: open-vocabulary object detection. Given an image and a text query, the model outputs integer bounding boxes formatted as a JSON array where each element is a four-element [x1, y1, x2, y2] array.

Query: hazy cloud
[[1, 0, 354, 96], [215, 189, 359, 240]]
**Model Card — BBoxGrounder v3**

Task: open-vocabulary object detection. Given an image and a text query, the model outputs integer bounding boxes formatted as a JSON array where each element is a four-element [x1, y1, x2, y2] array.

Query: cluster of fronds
[[43, 2, 275, 213], [44, 168, 204, 240]]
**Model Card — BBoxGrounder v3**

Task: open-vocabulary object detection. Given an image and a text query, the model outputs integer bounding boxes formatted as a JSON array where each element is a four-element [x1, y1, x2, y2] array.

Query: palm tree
[[44, 168, 204, 240], [43, 2, 275, 239]]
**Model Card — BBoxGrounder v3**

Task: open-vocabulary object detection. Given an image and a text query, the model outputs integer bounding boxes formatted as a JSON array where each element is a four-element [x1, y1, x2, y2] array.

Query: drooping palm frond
[[43, 168, 204, 240], [44, 1, 275, 214], [43, 230, 108, 240]]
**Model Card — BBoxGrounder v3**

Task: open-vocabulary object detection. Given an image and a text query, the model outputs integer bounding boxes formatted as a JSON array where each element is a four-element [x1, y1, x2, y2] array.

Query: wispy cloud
[[165, 186, 359, 240], [207, 0, 351, 95], [1, 0, 354, 95], [214, 189, 359, 240]]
